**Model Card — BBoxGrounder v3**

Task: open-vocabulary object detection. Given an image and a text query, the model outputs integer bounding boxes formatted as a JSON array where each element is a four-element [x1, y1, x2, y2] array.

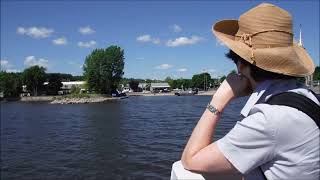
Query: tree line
[[121, 73, 228, 92], [0, 66, 84, 98], [2, 43, 319, 98], [167, 72, 228, 91]]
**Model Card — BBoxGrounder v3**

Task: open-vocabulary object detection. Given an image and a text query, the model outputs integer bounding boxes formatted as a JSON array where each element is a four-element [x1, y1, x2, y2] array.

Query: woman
[[181, 3, 319, 180]]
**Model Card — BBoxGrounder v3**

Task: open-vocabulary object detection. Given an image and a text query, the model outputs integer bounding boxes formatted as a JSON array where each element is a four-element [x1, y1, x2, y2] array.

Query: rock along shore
[[19, 95, 124, 104], [50, 96, 122, 104]]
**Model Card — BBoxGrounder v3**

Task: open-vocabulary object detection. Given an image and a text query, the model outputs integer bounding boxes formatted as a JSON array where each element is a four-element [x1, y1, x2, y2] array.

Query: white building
[[122, 82, 170, 92], [150, 83, 170, 92], [61, 81, 85, 90], [43, 81, 86, 94]]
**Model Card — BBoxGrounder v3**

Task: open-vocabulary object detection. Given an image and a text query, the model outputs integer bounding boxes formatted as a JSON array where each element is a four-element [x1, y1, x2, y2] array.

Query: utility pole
[[203, 69, 205, 91], [205, 73, 207, 91], [203, 69, 207, 91]]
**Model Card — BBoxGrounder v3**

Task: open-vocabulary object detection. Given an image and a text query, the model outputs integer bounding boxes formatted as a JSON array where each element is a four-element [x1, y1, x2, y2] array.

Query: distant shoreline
[[126, 90, 216, 96], [5, 87, 318, 104], [1, 90, 217, 104]]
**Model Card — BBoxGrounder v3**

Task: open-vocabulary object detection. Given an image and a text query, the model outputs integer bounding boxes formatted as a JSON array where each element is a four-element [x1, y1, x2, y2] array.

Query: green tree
[[22, 66, 46, 96], [182, 79, 192, 89], [83, 45, 125, 94], [46, 73, 63, 95], [164, 76, 172, 82], [219, 75, 226, 83], [314, 66, 320, 81], [71, 75, 84, 81], [70, 85, 81, 94], [192, 73, 211, 90], [168, 79, 177, 89], [0, 71, 22, 98], [173, 79, 192, 90], [230, 70, 237, 75], [211, 78, 220, 88], [129, 79, 139, 92]]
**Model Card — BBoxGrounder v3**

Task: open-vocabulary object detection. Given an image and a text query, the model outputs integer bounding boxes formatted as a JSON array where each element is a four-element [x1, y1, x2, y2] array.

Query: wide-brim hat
[[212, 3, 315, 77]]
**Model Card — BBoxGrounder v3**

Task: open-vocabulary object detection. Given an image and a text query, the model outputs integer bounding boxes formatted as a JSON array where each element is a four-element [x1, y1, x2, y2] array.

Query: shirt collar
[[240, 79, 302, 117], [240, 80, 273, 117]]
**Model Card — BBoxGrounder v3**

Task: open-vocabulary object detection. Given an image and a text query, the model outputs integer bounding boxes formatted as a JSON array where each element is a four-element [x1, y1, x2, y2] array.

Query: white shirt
[[217, 79, 320, 180]]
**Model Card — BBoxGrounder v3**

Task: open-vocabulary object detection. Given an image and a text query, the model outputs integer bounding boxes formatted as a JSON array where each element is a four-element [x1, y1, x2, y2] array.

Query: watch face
[[207, 104, 217, 113], [207, 103, 220, 114], [211, 107, 216, 113]]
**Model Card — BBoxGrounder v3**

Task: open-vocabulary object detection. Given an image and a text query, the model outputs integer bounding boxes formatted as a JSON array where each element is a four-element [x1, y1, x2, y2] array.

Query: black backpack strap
[[309, 90, 320, 103], [259, 91, 320, 179], [265, 92, 320, 128]]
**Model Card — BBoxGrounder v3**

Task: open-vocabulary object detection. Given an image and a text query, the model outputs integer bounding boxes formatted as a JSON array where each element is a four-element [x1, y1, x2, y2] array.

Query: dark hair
[[225, 50, 296, 82]]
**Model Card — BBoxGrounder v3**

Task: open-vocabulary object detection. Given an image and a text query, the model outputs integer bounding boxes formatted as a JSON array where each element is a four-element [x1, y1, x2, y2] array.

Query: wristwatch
[[207, 103, 220, 115]]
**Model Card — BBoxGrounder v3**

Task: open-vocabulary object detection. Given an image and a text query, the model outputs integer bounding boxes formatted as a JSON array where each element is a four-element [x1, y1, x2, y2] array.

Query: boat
[[174, 90, 197, 96]]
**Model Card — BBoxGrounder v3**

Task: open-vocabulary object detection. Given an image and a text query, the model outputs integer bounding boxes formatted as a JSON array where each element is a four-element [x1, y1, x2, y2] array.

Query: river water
[[1, 96, 247, 179]]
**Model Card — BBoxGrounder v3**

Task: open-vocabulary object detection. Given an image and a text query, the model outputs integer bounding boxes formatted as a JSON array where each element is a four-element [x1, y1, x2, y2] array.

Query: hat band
[[235, 29, 293, 62]]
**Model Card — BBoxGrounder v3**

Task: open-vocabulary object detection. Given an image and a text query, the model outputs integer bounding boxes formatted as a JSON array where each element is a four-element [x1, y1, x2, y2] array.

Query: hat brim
[[212, 20, 315, 77]]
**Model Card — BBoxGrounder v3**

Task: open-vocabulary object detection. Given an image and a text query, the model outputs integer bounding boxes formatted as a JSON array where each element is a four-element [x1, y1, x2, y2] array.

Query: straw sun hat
[[212, 3, 315, 77]]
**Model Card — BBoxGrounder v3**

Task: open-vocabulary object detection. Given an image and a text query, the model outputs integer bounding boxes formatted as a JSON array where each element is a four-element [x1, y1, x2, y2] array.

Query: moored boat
[[174, 90, 197, 96]]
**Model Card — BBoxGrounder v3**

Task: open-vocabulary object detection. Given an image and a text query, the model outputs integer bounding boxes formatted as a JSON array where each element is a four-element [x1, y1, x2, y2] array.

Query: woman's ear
[[237, 61, 245, 74], [237, 61, 256, 89], [237, 61, 250, 77]]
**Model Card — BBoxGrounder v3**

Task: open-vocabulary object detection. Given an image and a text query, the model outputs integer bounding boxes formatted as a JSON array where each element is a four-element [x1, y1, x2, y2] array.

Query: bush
[[70, 85, 81, 94]]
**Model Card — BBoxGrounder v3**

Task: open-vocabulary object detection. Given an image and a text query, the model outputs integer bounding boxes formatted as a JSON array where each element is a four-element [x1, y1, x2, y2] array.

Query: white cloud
[[170, 24, 182, 33], [1, 60, 20, 72], [137, 34, 151, 42], [207, 69, 216, 73], [136, 34, 160, 45], [17, 27, 26, 34], [201, 69, 208, 73], [79, 26, 95, 35], [6, 69, 20, 73], [52, 37, 68, 45], [177, 68, 188, 72], [17, 27, 54, 38], [166, 35, 203, 47], [1, 60, 10, 69], [77, 40, 96, 48], [152, 38, 161, 45], [155, 64, 173, 70], [24, 56, 49, 68]]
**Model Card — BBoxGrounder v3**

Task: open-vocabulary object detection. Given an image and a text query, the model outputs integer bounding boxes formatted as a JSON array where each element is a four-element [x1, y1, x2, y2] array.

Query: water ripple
[[1, 96, 246, 179]]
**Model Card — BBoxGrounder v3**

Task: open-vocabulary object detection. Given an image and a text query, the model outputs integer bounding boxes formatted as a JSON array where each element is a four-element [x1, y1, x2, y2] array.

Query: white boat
[[174, 90, 196, 96]]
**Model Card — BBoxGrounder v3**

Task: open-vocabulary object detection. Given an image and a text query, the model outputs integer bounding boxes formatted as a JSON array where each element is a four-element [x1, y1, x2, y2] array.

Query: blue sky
[[1, 0, 319, 80]]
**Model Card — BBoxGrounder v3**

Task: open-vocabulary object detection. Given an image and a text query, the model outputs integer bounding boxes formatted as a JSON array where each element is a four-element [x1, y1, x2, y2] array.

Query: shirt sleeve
[[217, 110, 276, 174]]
